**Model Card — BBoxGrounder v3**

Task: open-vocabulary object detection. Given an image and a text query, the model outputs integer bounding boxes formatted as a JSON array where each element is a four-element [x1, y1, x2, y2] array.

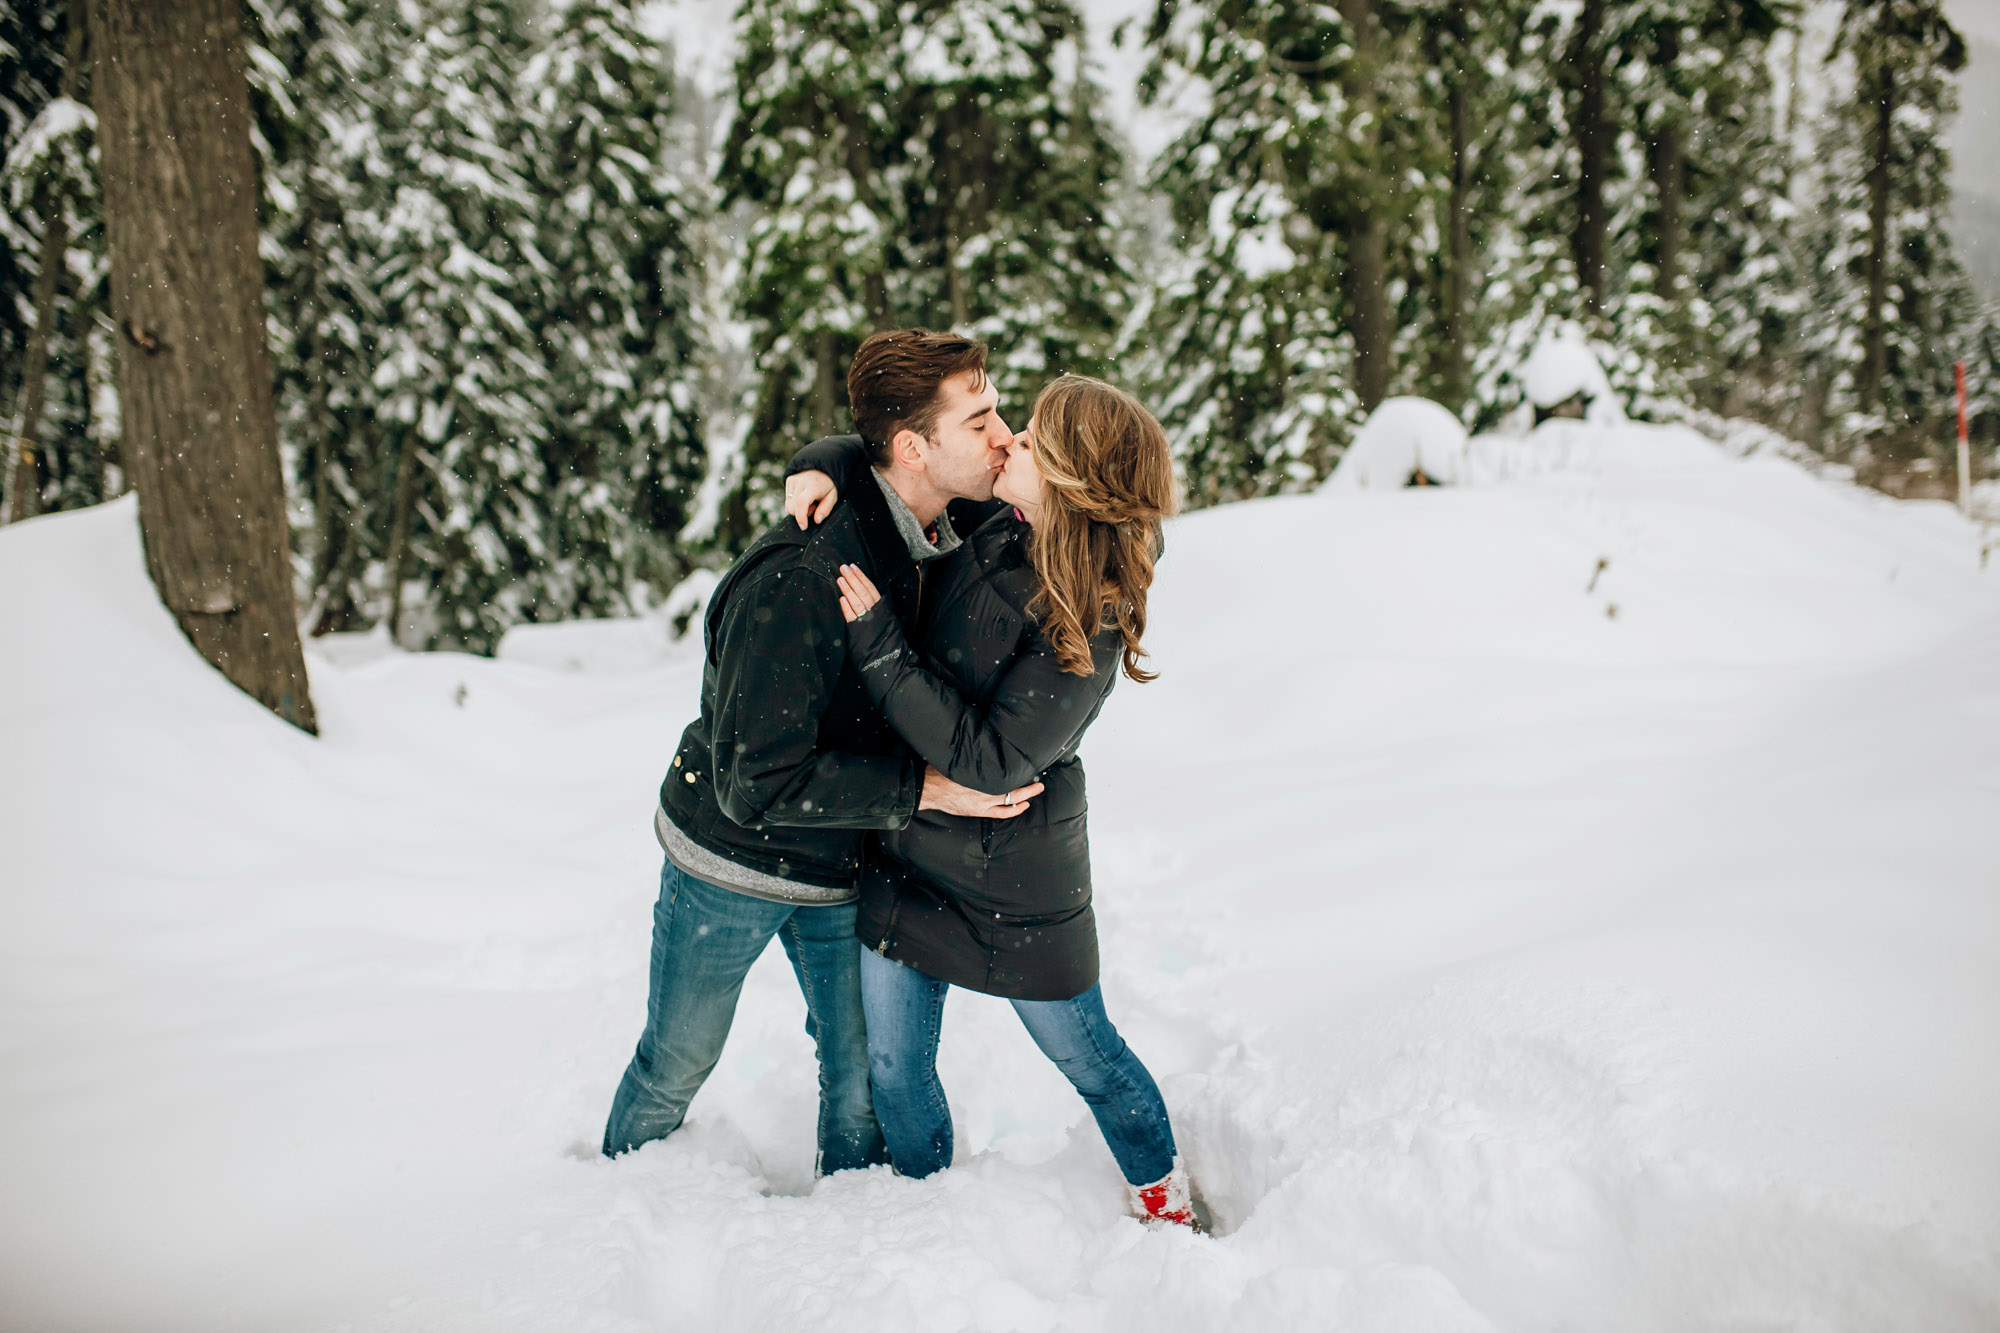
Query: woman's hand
[[836, 564, 881, 623], [784, 470, 840, 529]]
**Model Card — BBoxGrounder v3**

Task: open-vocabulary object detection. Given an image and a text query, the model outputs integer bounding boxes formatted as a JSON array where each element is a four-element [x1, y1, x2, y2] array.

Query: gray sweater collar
[[871, 469, 961, 562]]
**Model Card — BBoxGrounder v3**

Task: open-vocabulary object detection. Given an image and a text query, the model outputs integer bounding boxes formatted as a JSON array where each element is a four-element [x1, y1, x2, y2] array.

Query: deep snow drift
[[3, 420, 1998, 1332]]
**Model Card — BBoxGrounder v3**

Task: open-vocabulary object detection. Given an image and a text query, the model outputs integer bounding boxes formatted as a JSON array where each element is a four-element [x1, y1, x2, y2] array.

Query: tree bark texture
[[1569, 0, 1610, 315], [1339, 0, 1391, 413], [1862, 52, 1894, 418], [382, 426, 419, 645], [5, 11, 88, 525], [87, 0, 317, 734], [1441, 60, 1472, 413], [1648, 24, 1684, 301], [1649, 119, 1684, 298], [813, 328, 840, 437]]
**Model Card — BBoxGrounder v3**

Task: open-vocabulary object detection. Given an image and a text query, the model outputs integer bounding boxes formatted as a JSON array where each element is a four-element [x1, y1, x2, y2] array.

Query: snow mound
[[497, 616, 678, 672], [1969, 478, 2000, 524], [656, 565, 720, 638], [1321, 396, 1471, 491], [3, 436, 1998, 1331], [1521, 331, 1620, 419], [495, 571, 717, 672]]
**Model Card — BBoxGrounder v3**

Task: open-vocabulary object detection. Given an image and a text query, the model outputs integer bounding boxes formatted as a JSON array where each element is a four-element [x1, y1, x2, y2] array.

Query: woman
[[784, 375, 1198, 1228]]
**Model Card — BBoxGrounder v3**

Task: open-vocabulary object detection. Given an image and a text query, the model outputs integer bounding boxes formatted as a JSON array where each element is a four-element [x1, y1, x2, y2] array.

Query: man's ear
[[890, 427, 929, 473]]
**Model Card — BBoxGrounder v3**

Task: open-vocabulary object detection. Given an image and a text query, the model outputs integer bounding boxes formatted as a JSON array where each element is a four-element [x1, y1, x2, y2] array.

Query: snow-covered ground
[[3, 420, 1998, 1331]]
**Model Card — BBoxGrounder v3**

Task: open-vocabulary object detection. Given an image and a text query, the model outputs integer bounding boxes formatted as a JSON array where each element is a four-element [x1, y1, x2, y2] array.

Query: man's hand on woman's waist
[[919, 764, 1042, 819]]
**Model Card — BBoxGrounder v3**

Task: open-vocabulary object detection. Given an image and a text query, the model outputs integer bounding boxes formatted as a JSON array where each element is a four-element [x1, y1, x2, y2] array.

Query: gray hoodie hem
[[654, 805, 859, 907]]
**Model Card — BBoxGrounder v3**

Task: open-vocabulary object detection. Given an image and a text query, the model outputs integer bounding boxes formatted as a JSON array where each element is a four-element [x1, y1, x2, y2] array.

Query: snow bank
[[497, 617, 679, 672], [1321, 396, 1470, 491], [1520, 331, 1621, 420], [3, 433, 1998, 1331], [1969, 478, 2000, 523], [493, 570, 716, 672]]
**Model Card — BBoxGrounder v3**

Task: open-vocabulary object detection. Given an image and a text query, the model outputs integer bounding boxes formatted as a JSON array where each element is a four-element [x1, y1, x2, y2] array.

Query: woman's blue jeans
[[603, 859, 888, 1175], [857, 947, 1178, 1186]]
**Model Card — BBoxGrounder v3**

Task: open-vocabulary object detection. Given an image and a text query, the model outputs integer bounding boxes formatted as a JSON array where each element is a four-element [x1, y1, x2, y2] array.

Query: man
[[603, 329, 1041, 1174]]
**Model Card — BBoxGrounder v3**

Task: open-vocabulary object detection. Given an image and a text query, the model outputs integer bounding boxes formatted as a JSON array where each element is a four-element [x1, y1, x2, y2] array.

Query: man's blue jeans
[[603, 859, 889, 1174], [858, 947, 1178, 1186]]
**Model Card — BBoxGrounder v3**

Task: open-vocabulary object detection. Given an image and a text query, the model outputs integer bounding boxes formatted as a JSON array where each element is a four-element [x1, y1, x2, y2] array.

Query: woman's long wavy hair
[[1023, 376, 1178, 683]]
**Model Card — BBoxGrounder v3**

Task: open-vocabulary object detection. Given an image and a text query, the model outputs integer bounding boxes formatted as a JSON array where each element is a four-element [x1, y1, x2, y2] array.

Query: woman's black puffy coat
[[849, 511, 1122, 1001]]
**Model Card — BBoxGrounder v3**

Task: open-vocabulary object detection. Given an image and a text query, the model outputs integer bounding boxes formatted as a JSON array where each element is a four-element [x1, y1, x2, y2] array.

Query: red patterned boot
[[1128, 1159, 1205, 1231]]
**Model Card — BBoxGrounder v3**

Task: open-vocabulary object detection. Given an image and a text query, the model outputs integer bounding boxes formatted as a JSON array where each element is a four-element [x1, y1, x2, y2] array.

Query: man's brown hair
[[847, 329, 989, 465]]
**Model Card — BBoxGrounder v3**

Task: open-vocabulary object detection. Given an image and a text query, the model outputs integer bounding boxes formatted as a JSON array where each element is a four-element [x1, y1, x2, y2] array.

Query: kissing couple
[[602, 329, 1200, 1229]]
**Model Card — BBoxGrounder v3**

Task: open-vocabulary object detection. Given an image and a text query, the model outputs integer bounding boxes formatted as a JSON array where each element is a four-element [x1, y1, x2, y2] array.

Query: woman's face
[[993, 418, 1047, 520]]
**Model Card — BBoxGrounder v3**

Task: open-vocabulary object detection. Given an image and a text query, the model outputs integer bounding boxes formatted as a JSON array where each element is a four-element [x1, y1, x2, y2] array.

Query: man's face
[[914, 371, 1011, 502]]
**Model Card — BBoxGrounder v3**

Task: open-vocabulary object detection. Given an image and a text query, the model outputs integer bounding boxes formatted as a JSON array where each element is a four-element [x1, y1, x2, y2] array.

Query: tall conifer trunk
[[382, 429, 418, 644], [1649, 24, 1684, 300], [87, 0, 317, 733], [1861, 50, 1895, 418], [1441, 58, 1472, 413], [1650, 121, 1684, 297], [1569, 0, 1610, 314], [6, 11, 87, 525], [1339, 0, 1390, 412]]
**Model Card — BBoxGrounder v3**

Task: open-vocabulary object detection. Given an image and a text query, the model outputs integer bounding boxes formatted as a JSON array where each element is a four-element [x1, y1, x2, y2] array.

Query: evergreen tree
[[0, 0, 64, 447], [1660, 4, 1806, 426], [1, 0, 116, 521], [1477, 0, 1797, 423], [251, 0, 390, 633], [720, 0, 900, 546], [1409, 0, 1558, 424], [1800, 0, 1970, 471], [1504, 0, 1676, 415], [720, 0, 1125, 543], [524, 0, 708, 612], [1136, 0, 1458, 501], [246, 0, 711, 650], [1617, 0, 1789, 412], [897, 0, 1126, 417], [362, 0, 555, 651]]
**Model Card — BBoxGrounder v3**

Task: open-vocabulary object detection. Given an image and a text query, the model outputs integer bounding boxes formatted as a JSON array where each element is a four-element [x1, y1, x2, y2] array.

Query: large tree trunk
[[1339, 0, 1391, 413], [1861, 52, 1895, 418], [1441, 56, 1473, 413], [87, 0, 317, 734], [5, 11, 88, 525], [1569, 0, 1610, 315]]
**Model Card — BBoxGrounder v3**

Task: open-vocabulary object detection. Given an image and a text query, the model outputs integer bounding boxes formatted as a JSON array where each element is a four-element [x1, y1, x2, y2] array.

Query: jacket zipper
[[877, 558, 926, 957], [875, 886, 904, 955]]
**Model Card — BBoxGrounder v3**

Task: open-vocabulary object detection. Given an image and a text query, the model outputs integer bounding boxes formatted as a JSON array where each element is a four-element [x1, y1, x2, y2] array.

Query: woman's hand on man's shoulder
[[784, 470, 840, 529]]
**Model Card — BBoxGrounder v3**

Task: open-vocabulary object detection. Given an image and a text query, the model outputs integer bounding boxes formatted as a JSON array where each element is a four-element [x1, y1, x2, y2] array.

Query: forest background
[[3, 0, 1996, 654]]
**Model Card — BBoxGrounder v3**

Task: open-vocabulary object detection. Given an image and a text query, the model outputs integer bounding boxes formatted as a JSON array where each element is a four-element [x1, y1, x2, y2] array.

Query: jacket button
[[684, 771, 697, 784], [673, 755, 682, 767]]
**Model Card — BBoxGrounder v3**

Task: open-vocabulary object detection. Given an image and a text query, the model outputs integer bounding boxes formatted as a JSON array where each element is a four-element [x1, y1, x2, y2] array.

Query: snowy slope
[[2, 422, 1998, 1332]]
